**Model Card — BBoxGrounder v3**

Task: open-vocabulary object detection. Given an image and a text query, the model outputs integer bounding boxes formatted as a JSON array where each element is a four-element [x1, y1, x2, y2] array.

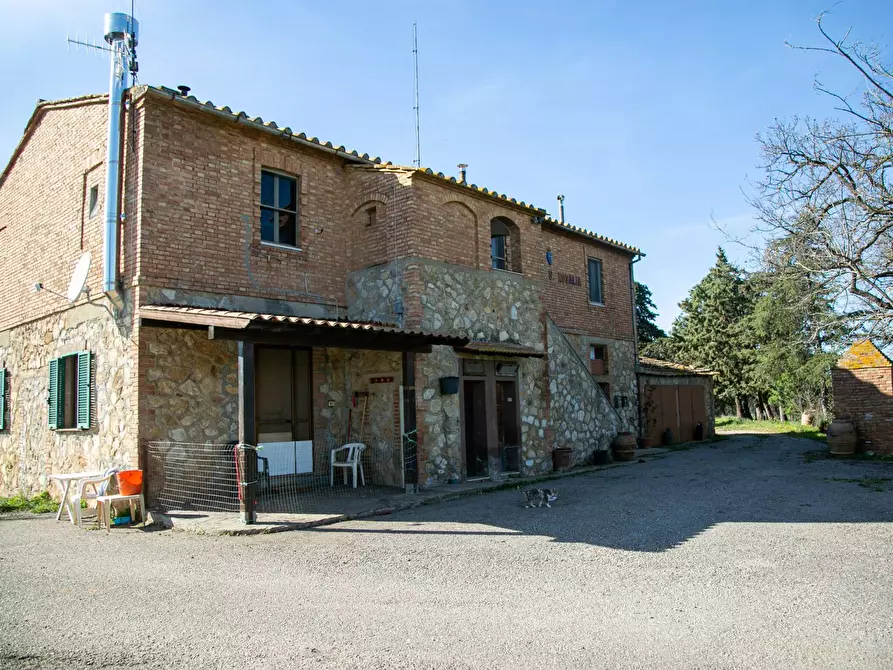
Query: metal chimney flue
[[177, 85, 191, 97], [557, 194, 565, 224], [101, 12, 139, 300], [457, 163, 467, 184]]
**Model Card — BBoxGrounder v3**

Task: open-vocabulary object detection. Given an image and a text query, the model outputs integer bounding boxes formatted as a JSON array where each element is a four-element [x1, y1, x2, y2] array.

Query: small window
[[48, 352, 92, 430], [0, 367, 7, 431], [598, 382, 610, 398], [491, 234, 506, 270], [88, 185, 100, 218], [495, 363, 518, 377], [590, 344, 608, 375], [260, 170, 299, 247], [365, 207, 377, 227], [587, 258, 603, 304], [490, 217, 518, 271], [463, 360, 486, 376]]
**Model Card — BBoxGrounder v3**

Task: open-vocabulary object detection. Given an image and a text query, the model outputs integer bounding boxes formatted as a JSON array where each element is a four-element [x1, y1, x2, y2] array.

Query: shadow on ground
[[302, 435, 893, 552]]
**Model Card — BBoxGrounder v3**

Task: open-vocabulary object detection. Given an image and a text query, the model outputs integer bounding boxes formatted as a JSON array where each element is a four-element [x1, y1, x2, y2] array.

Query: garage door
[[643, 384, 707, 445]]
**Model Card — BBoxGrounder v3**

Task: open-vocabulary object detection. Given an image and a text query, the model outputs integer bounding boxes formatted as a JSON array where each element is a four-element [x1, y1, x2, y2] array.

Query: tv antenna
[[413, 22, 421, 168]]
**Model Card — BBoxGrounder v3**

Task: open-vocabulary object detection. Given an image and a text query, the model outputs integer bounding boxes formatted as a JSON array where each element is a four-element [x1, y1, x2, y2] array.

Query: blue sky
[[1, 0, 889, 331]]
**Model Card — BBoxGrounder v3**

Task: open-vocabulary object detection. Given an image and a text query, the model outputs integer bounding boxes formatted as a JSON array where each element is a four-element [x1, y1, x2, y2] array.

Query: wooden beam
[[139, 307, 252, 329]]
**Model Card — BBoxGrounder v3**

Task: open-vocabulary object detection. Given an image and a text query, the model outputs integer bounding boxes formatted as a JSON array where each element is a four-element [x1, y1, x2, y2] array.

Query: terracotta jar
[[827, 417, 857, 456]]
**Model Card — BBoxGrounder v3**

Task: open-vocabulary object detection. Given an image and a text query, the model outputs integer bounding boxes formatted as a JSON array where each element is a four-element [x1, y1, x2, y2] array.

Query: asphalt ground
[[2, 434, 891, 669]]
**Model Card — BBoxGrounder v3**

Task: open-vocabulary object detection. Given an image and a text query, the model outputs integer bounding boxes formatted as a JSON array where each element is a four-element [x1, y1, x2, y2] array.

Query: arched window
[[490, 217, 520, 272]]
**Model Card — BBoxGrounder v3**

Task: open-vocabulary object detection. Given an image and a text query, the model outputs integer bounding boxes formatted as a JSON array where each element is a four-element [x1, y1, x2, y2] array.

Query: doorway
[[256, 347, 312, 475], [460, 359, 521, 480]]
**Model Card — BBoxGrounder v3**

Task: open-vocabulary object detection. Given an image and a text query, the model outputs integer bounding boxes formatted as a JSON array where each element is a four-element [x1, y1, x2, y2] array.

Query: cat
[[522, 488, 558, 508]]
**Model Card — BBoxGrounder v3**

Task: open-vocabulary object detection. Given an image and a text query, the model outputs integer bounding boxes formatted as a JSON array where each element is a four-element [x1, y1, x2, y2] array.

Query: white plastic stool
[[95, 493, 146, 533]]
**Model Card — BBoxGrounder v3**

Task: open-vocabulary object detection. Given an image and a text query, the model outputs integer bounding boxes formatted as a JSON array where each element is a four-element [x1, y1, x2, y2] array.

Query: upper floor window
[[87, 185, 100, 218], [590, 344, 608, 375], [490, 217, 521, 272], [260, 170, 299, 247], [587, 258, 603, 304]]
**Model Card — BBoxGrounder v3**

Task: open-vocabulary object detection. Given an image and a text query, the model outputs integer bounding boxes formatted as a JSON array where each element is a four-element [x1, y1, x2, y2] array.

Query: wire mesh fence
[[146, 441, 240, 512], [147, 436, 413, 518]]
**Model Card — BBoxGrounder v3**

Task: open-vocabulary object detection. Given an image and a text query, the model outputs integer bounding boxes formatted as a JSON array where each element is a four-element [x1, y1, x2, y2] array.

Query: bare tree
[[751, 14, 893, 344]]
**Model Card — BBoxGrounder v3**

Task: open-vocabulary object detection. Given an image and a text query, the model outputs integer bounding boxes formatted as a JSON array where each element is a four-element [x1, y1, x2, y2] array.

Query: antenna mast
[[413, 22, 421, 168]]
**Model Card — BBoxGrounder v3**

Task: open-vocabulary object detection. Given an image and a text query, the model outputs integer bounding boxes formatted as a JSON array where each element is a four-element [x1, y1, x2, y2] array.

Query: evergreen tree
[[635, 282, 667, 345], [672, 248, 755, 416]]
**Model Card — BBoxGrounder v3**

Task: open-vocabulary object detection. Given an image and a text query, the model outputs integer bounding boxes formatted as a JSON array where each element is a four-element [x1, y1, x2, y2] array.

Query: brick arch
[[349, 196, 393, 270], [348, 193, 391, 219], [440, 200, 480, 267]]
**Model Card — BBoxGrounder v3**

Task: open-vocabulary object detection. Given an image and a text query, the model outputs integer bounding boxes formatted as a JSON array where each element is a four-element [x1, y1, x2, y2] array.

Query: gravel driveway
[[2, 434, 892, 669]]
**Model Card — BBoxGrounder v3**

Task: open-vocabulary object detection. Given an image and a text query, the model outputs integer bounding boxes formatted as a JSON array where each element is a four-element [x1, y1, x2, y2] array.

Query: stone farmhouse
[[0, 85, 644, 514]]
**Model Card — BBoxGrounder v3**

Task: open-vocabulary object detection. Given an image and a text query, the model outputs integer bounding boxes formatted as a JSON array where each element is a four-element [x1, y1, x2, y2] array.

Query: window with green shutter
[[0, 368, 7, 431], [48, 352, 92, 430], [76, 352, 91, 429]]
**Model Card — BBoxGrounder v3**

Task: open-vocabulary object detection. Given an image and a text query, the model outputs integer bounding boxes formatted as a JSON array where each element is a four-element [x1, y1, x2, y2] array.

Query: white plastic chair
[[330, 443, 366, 488], [68, 468, 118, 527]]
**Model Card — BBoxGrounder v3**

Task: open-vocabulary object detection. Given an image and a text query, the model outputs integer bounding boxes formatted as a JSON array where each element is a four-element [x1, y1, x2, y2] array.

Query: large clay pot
[[612, 432, 637, 462], [827, 418, 857, 456], [801, 411, 816, 427], [552, 448, 573, 471]]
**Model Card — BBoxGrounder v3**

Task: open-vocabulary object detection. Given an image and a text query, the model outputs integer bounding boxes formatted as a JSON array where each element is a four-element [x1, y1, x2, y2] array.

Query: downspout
[[630, 253, 643, 435], [102, 13, 139, 302]]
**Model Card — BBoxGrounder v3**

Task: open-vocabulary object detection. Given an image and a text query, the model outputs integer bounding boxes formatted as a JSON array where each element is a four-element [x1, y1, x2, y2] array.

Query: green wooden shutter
[[48, 358, 60, 429], [0, 368, 6, 431], [76, 351, 92, 430]]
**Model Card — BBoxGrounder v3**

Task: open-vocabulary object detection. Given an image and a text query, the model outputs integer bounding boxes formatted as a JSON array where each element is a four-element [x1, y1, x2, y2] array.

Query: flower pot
[[552, 447, 573, 472], [827, 418, 857, 456], [612, 432, 637, 462], [638, 436, 654, 449], [439, 376, 459, 395]]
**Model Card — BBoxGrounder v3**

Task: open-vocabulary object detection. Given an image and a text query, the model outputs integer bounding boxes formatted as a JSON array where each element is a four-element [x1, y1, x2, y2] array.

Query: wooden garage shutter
[[76, 351, 92, 430], [48, 358, 61, 429], [0, 368, 6, 430]]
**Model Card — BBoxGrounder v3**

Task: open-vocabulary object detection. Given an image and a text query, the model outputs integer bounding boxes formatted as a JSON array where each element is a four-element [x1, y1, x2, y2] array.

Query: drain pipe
[[102, 13, 139, 300]]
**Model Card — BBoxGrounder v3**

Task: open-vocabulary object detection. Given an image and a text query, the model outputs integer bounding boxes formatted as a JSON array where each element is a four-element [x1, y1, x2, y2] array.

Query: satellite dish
[[67, 252, 91, 302]]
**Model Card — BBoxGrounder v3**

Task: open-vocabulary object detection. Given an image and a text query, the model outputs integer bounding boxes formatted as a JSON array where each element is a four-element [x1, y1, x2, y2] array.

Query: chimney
[[177, 85, 191, 96], [457, 163, 468, 184], [557, 194, 565, 223]]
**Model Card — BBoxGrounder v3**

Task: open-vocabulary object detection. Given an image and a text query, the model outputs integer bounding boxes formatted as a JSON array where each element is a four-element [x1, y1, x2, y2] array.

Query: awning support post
[[238, 341, 257, 524]]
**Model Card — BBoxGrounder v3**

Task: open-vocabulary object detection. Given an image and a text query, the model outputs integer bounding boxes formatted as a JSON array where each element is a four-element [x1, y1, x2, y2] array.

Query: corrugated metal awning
[[455, 341, 544, 358], [140, 305, 469, 353]]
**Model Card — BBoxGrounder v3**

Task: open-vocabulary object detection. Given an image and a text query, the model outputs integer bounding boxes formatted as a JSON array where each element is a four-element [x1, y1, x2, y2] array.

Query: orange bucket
[[117, 470, 143, 496]]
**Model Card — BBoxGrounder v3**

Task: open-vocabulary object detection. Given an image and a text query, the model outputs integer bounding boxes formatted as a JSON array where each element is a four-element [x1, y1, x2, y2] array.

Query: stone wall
[[416, 261, 544, 348], [574, 335, 639, 433], [312, 348, 404, 486], [416, 345, 462, 486], [0, 300, 137, 497], [547, 318, 621, 465], [139, 327, 239, 445]]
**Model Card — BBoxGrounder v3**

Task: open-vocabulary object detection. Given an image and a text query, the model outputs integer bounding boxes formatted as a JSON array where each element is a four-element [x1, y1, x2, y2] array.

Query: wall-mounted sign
[[547, 269, 582, 286], [369, 376, 394, 384]]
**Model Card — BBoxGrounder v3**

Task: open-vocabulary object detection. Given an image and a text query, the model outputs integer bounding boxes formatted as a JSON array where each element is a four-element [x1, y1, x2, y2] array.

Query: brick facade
[[0, 85, 644, 496], [831, 340, 893, 454]]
